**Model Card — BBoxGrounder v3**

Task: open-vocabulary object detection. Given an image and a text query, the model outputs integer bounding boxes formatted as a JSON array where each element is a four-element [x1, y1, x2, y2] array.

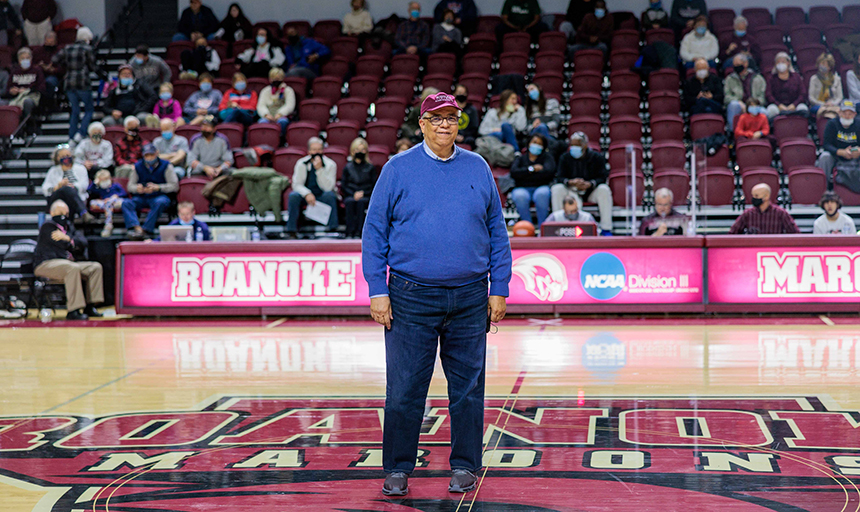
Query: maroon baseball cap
[[420, 92, 460, 117]]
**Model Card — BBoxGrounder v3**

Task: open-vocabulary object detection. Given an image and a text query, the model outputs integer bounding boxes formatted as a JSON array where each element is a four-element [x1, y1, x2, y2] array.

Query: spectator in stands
[[34, 199, 103, 320], [817, 100, 860, 186], [183, 73, 222, 125], [0, 0, 22, 46], [729, 183, 799, 234], [102, 65, 156, 127], [286, 137, 340, 237], [53, 27, 104, 142], [434, 0, 477, 37], [432, 9, 463, 54], [684, 57, 723, 114], [395, 138, 414, 153], [174, 0, 219, 42], [153, 118, 189, 177], [765, 52, 808, 120], [402, 87, 438, 142], [551, 132, 613, 235], [396, 2, 431, 56], [640, 0, 669, 31], [344, 0, 374, 37], [525, 83, 560, 144], [74, 122, 113, 179], [237, 28, 286, 79], [679, 15, 717, 69], [150, 82, 186, 128], [569, 0, 613, 57], [257, 67, 295, 135], [639, 188, 689, 235], [179, 35, 221, 79], [342, 137, 376, 238], [21, 0, 55, 48], [511, 134, 555, 227], [547, 193, 597, 223], [720, 16, 760, 71], [809, 53, 843, 119], [846, 53, 860, 103], [734, 98, 770, 142], [454, 83, 480, 147], [35, 30, 61, 100], [218, 72, 257, 126], [478, 89, 527, 152], [814, 191, 856, 234], [669, 0, 707, 40], [87, 169, 126, 237], [130, 45, 172, 91], [122, 143, 178, 240], [497, 0, 548, 43], [41, 145, 91, 222], [724, 53, 766, 131], [4, 47, 45, 119], [162, 201, 211, 240], [283, 26, 330, 80], [215, 3, 252, 46], [187, 116, 234, 178], [114, 116, 144, 179]]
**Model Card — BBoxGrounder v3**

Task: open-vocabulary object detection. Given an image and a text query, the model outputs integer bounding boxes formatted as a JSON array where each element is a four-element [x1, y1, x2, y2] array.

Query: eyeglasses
[[422, 115, 459, 126]]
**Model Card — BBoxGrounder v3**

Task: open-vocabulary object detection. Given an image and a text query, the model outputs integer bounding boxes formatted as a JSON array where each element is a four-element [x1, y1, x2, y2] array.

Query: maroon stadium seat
[[609, 70, 641, 94], [175, 124, 200, 141], [426, 53, 456, 76], [741, 8, 773, 27], [809, 6, 841, 31], [373, 97, 408, 123], [607, 92, 640, 117], [568, 117, 602, 143], [650, 114, 685, 141], [207, 39, 228, 60], [736, 139, 774, 171], [611, 29, 640, 51], [789, 25, 822, 48], [648, 69, 680, 93], [573, 49, 604, 72], [609, 116, 643, 144], [324, 146, 349, 178], [389, 53, 421, 78], [177, 178, 211, 214], [834, 183, 860, 205], [365, 120, 399, 152], [608, 170, 645, 206], [422, 73, 454, 93], [503, 32, 531, 54], [299, 98, 332, 127], [286, 121, 321, 148], [824, 24, 855, 47], [172, 79, 198, 104], [653, 169, 690, 205], [569, 93, 602, 118], [795, 44, 827, 70], [498, 52, 529, 76], [476, 15, 501, 34], [467, 33, 497, 54], [383, 75, 416, 100], [313, 19, 343, 45], [741, 167, 780, 203], [609, 49, 639, 71], [534, 51, 566, 75], [283, 76, 307, 103], [710, 9, 737, 33], [321, 56, 350, 79], [752, 26, 785, 48], [312, 76, 343, 105], [690, 114, 726, 140], [330, 37, 359, 61], [166, 41, 193, 63], [608, 141, 644, 169], [325, 121, 360, 148], [367, 144, 391, 169], [647, 90, 681, 116], [215, 123, 243, 148], [273, 147, 305, 178], [348, 75, 380, 102], [571, 71, 604, 94], [772, 115, 810, 142], [698, 168, 736, 205], [355, 55, 387, 78], [843, 5, 860, 31], [212, 77, 232, 93], [538, 31, 567, 52], [232, 39, 253, 58], [775, 7, 807, 34], [283, 20, 312, 37], [247, 123, 281, 147], [787, 167, 827, 204], [645, 28, 675, 46], [759, 44, 790, 74], [458, 73, 490, 100], [336, 97, 370, 127], [532, 72, 564, 100], [651, 140, 687, 170], [104, 125, 125, 146], [778, 138, 818, 170], [222, 185, 251, 213], [246, 77, 269, 96], [461, 52, 493, 77]]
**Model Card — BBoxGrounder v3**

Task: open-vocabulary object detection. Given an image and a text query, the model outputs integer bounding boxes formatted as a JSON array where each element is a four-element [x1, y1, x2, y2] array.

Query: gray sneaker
[[382, 472, 408, 496], [448, 469, 477, 493]]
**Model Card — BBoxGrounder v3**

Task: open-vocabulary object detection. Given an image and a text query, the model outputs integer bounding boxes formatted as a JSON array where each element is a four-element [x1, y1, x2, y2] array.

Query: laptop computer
[[159, 225, 193, 242], [211, 226, 251, 242]]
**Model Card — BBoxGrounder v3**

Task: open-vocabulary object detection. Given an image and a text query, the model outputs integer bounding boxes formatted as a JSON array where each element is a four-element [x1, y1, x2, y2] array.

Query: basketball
[[512, 220, 536, 237]]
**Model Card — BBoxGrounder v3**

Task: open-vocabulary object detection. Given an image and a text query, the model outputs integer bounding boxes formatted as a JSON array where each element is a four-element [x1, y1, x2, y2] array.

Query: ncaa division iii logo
[[580, 253, 626, 300]]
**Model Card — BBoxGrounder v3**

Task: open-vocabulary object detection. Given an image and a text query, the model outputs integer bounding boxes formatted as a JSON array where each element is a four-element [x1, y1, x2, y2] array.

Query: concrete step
[[4, 159, 52, 169]]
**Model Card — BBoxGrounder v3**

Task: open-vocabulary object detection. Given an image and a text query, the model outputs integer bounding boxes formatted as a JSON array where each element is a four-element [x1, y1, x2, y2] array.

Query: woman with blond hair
[[341, 137, 376, 238], [256, 67, 295, 135], [765, 52, 808, 119], [809, 53, 843, 119]]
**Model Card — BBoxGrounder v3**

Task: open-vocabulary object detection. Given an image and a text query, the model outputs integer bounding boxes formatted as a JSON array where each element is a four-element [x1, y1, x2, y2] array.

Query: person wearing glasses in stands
[[362, 92, 512, 498]]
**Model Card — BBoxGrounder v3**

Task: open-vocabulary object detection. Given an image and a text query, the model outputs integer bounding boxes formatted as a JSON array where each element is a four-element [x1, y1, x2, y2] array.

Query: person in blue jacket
[[160, 201, 210, 241], [283, 27, 330, 81]]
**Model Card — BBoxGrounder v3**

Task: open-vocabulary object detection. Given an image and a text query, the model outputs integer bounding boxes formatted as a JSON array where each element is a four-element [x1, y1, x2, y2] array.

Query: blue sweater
[[362, 144, 512, 297]]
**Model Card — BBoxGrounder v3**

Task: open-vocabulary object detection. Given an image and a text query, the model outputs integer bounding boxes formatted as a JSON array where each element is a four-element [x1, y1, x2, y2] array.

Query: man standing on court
[[362, 92, 512, 497]]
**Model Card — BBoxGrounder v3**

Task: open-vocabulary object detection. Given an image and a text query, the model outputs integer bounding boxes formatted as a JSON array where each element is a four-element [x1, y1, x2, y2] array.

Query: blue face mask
[[256, 35, 266, 45], [735, 30, 746, 37], [749, 106, 763, 116], [161, 131, 173, 140], [133, 57, 144, 65], [529, 144, 543, 156], [20, 59, 30, 69], [234, 81, 246, 92], [200, 82, 212, 92], [144, 157, 158, 167], [159, 92, 172, 101], [696, 26, 707, 35], [120, 77, 133, 87], [410, 9, 420, 18], [569, 146, 583, 158], [594, 8, 606, 18], [178, 218, 194, 226], [528, 88, 540, 101]]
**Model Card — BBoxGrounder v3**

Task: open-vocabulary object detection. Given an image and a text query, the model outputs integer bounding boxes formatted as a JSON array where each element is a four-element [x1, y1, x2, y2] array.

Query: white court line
[[819, 315, 835, 326]]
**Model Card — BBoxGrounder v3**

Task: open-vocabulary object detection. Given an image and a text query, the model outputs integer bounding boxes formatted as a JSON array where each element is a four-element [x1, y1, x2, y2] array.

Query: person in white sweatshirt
[[73, 122, 114, 179], [343, 0, 373, 36], [478, 89, 527, 152], [679, 15, 718, 69], [256, 67, 296, 135]]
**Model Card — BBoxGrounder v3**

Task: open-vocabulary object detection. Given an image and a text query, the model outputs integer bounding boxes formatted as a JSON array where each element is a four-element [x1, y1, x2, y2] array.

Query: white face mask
[[442, 21, 454, 30], [841, 116, 855, 128], [776, 62, 788, 73], [695, 69, 708, 80]]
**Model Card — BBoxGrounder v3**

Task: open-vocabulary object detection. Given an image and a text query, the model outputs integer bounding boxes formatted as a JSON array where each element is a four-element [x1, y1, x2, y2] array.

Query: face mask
[[650, 1, 661, 9], [98, 180, 111, 189], [733, 65, 745, 75], [594, 8, 606, 18], [287, 35, 299, 45], [202, 130, 215, 138], [353, 152, 366, 163], [776, 62, 788, 73], [696, 26, 706, 36], [256, 35, 267, 45], [91, 134, 102, 142], [161, 131, 174, 140], [178, 218, 194, 226], [455, 94, 468, 103], [564, 212, 580, 221], [52, 215, 68, 225], [528, 143, 543, 156], [20, 59, 30, 69], [751, 197, 764, 208], [127, 128, 139, 137], [735, 30, 746, 37], [528, 89, 540, 101], [133, 57, 144, 65], [271, 80, 283, 89], [59, 156, 73, 166], [234, 81, 246, 92], [841, 117, 855, 128], [200, 82, 212, 92], [505, 103, 516, 113], [410, 9, 420, 18], [748, 106, 762, 116], [819, 65, 830, 75], [696, 69, 708, 80], [120, 77, 133, 87], [160, 92, 172, 101], [443, 20, 454, 29], [144, 157, 158, 167], [569, 146, 583, 158]]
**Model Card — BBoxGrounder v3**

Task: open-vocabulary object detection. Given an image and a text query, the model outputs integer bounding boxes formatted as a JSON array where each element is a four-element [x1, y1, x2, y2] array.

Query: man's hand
[[196, 108, 207, 116], [144, 183, 159, 194], [533, 164, 543, 172], [51, 230, 70, 242], [753, 131, 762, 140], [727, 42, 738, 53], [406, 45, 418, 55], [312, 156, 323, 170], [532, 118, 541, 129], [370, 296, 393, 329], [702, 91, 712, 99], [653, 223, 668, 237], [354, 190, 364, 201], [307, 53, 319, 63], [488, 295, 506, 323], [8, 86, 19, 95], [305, 192, 316, 206], [84, 160, 94, 169], [589, 35, 598, 44], [135, 184, 145, 194], [230, 101, 239, 108]]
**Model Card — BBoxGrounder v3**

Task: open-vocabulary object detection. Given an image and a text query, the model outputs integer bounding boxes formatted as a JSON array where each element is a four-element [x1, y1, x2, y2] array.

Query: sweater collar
[[422, 141, 458, 162]]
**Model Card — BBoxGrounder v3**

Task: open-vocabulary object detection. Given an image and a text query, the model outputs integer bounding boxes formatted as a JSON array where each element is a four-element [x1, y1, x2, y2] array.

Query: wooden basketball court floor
[[2, 317, 860, 511]]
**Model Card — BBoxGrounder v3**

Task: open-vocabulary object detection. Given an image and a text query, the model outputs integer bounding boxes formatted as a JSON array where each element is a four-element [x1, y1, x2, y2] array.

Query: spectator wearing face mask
[[87, 169, 127, 238], [102, 65, 157, 127], [525, 83, 561, 143], [41, 145, 91, 221], [679, 15, 717, 68], [129, 45, 171, 91], [283, 27, 330, 80], [638, 188, 689, 236], [153, 118, 189, 177], [286, 137, 340, 237], [434, 0, 477, 36], [765, 52, 808, 120], [113, 116, 144, 179], [179, 35, 221, 79], [729, 183, 799, 234], [122, 143, 179, 240], [218, 72, 258, 126], [478, 89, 527, 152], [162, 201, 211, 240], [817, 100, 860, 185], [396, 2, 432, 56], [183, 73, 222, 125], [257, 67, 295, 135], [547, 193, 596, 223], [684, 57, 723, 114], [4, 46, 45, 119], [641, 0, 669, 31], [74, 122, 114, 179], [453, 83, 480, 147], [551, 131, 613, 235], [511, 134, 556, 227], [809, 53, 843, 119], [569, 0, 613, 57], [720, 16, 760, 70], [150, 82, 185, 127], [237, 28, 285, 79], [724, 53, 766, 131], [187, 116, 234, 178], [342, 137, 377, 239], [34, 30, 62, 100], [432, 9, 463, 54], [395, 138, 414, 154], [734, 98, 770, 142]]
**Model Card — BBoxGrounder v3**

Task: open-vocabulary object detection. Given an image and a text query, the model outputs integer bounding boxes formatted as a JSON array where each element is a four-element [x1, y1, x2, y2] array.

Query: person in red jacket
[[734, 98, 772, 144], [218, 72, 257, 126]]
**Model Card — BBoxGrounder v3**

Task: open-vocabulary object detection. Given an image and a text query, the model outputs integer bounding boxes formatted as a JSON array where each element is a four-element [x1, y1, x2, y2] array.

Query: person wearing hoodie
[[102, 65, 156, 127], [74, 122, 114, 179], [129, 45, 171, 91], [283, 27, 330, 80], [733, 98, 770, 143], [257, 67, 295, 134], [679, 15, 717, 68], [183, 73, 222, 125]]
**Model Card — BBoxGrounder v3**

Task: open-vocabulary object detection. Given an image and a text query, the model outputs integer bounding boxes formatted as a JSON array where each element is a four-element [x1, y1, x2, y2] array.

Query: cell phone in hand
[[486, 313, 491, 333]]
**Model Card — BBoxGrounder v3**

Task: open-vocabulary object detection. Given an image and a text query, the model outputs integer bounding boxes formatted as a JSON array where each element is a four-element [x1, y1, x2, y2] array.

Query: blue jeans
[[726, 100, 744, 131], [511, 185, 551, 226], [121, 194, 172, 233], [489, 122, 519, 151], [286, 190, 339, 232], [691, 98, 723, 115], [383, 274, 488, 474], [219, 108, 256, 126], [530, 123, 557, 144], [66, 89, 93, 139], [262, 116, 290, 135]]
